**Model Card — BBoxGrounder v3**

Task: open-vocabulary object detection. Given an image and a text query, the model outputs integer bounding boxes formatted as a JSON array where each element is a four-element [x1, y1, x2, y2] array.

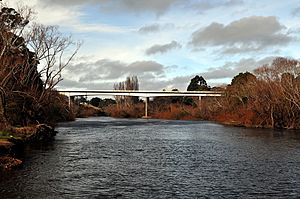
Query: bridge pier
[[142, 97, 150, 119], [68, 92, 71, 108]]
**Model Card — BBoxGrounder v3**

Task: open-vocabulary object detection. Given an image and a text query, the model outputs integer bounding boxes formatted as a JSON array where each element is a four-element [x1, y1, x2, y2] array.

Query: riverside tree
[[26, 23, 81, 112], [114, 76, 139, 107], [0, 5, 34, 127], [206, 57, 300, 129], [0, 3, 80, 127], [187, 75, 210, 91]]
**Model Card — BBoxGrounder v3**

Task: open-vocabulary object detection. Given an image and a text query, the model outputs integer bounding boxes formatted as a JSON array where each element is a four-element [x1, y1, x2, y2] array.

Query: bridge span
[[58, 90, 224, 118]]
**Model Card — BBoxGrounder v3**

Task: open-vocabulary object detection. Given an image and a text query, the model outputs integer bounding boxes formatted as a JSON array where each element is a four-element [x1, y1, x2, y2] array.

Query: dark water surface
[[1, 117, 300, 198]]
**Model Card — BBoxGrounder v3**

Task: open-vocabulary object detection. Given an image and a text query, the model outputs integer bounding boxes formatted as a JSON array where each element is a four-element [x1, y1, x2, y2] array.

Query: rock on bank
[[0, 124, 57, 170]]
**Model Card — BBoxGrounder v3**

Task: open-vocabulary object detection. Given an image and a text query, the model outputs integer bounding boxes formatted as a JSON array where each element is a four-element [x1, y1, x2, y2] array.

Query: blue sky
[[4, 0, 300, 90]]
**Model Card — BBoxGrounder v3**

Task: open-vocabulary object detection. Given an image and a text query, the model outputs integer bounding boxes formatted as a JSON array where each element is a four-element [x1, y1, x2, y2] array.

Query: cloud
[[71, 23, 126, 33], [60, 58, 193, 91], [64, 59, 165, 83], [59, 59, 173, 90], [145, 41, 182, 55], [139, 24, 161, 33], [200, 57, 275, 80], [138, 23, 175, 34], [59, 56, 277, 91], [189, 0, 243, 13], [292, 7, 300, 17], [190, 16, 292, 54], [36, 0, 243, 16], [38, 0, 183, 15]]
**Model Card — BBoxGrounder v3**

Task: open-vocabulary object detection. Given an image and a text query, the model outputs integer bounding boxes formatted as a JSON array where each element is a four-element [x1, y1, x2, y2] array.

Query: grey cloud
[[146, 41, 182, 55], [58, 79, 116, 90], [59, 75, 189, 91], [138, 23, 175, 34], [292, 7, 300, 17], [60, 57, 274, 91], [200, 57, 275, 80], [61, 58, 187, 90], [128, 61, 164, 75], [190, 16, 292, 54], [136, 75, 192, 90], [64, 59, 165, 83], [39, 0, 102, 6], [221, 45, 264, 54], [40, 0, 242, 16], [224, 0, 244, 6], [110, 0, 183, 15], [139, 24, 160, 33], [40, 0, 183, 15], [188, 0, 243, 13]]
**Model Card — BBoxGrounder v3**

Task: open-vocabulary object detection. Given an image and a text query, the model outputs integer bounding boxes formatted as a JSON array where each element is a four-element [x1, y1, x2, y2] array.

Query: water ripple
[[1, 117, 300, 198]]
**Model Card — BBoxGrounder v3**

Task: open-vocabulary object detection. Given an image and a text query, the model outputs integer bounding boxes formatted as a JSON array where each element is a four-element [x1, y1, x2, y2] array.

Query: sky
[[3, 0, 300, 90]]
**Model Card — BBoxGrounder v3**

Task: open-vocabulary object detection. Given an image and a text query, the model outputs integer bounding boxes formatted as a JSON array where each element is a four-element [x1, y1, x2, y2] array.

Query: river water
[[1, 117, 300, 198]]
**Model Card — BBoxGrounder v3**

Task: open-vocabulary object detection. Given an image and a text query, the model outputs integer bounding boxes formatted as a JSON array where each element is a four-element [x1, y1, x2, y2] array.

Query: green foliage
[[183, 97, 196, 106], [0, 131, 11, 137], [187, 75, 210, 91], [90, 97, 116, 108], [170, 88, 183, 103], [90, 97, 101, 107], [231, 72, 256, 86], [0, 7, 29, 30], [99, 98, 116, 107]]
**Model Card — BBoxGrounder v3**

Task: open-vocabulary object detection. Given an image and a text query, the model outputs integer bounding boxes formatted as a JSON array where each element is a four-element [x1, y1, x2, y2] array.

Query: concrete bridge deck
[[58, 90, 224, 118], [59, 90, 224, 97]]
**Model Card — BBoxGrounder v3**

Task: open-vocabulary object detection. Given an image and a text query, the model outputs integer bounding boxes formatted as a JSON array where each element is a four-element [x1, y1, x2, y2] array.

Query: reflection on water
[[1, 117, 300, 198]]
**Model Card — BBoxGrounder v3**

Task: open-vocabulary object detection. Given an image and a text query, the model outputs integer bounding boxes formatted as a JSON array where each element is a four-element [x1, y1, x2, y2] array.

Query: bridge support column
[[198, 96, 202, 109], [68, 92, 71, 109], [143, 97, 150, 119]]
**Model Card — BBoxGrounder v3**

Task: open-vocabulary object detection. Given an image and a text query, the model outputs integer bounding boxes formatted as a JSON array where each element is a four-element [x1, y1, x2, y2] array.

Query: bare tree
[[254, 57, 300, 128], [26, 23, 82, 101], [114, 76, 139, 107]]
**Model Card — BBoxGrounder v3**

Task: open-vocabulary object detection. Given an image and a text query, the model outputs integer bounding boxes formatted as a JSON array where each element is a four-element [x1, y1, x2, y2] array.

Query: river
[[1, 117, 300, 198]]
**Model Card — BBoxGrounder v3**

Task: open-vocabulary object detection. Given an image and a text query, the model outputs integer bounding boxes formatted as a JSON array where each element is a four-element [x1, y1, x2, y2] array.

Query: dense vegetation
[[211, 57, 300, 129], [0, 4, 78, 130]]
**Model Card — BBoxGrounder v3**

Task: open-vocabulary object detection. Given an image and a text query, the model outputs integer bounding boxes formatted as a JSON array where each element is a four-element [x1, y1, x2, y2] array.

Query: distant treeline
[[99, 57, 300, 129]]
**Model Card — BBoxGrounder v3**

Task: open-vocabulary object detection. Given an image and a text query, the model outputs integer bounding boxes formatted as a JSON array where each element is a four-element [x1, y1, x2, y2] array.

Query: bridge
[[58, 90, 224, 118]]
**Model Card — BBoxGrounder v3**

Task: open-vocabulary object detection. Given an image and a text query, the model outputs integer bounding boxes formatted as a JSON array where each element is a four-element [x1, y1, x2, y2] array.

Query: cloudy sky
[[3, 0, 300, 90]]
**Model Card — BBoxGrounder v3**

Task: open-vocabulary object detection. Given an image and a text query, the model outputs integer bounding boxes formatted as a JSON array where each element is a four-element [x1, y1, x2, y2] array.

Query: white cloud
[[71, 23, 126, 33]]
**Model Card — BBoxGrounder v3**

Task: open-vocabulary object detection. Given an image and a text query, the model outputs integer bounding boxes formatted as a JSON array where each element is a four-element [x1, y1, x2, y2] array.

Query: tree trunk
[[0, 89, 9, 128]]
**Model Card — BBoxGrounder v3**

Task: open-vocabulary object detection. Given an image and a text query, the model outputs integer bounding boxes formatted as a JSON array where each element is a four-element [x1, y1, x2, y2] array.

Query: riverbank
[[0, 124, 57, 170], [103, 103, 300, 130], [0, 102, 106, 170]]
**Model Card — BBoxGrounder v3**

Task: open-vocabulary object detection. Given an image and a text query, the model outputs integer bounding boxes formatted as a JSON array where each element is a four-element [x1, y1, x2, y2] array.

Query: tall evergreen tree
[[187, 75, 210, 91]]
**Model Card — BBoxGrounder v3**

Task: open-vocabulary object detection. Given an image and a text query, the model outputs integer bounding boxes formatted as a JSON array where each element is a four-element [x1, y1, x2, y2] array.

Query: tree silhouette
[[187, 75, 210, 91]]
